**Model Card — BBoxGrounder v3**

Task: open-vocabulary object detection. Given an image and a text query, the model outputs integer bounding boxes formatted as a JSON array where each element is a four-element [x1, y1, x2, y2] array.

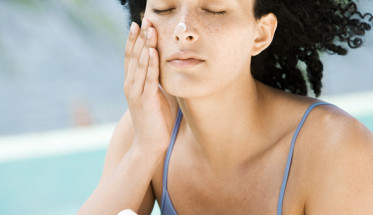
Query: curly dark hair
[[118, 0, 372, 97]]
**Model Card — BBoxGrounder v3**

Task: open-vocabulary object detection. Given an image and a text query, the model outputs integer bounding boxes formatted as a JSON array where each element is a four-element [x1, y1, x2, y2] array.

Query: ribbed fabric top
[[160, 102, 332, 215]]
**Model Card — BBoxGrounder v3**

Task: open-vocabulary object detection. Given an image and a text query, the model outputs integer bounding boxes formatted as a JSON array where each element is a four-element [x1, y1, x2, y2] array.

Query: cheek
[[209, 28, 254, 78], [144, 16, 173, 53], [213, 25, 254, 61], [155, 25, 172, 62]]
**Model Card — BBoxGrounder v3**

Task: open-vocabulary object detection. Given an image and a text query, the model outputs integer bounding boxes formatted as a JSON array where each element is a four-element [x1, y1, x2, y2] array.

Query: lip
[[167, 51, 205, 61], [168, 58, 204, 68], [167, 51, 205, 68]]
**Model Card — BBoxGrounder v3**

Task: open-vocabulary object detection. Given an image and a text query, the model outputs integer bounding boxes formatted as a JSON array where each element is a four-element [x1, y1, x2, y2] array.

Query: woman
[[78, 0, 373, 214]]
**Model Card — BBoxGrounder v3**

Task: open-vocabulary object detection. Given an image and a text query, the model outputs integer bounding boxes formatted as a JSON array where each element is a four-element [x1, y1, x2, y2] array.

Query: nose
[[173, 22, 199, 43]]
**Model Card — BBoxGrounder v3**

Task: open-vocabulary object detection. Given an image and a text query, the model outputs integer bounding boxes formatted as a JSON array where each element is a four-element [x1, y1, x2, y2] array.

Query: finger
[[146, 26, 158, 49], [132, 28, 153, 96], [124, 22, 140, 84], [126, 18, 151, 86], [144, 47, 160, 96], [134, 26, 158, 96]]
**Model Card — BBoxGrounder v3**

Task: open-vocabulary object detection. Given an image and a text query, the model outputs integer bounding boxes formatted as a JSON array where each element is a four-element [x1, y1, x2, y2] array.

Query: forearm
[[77, 145, 164, 215]]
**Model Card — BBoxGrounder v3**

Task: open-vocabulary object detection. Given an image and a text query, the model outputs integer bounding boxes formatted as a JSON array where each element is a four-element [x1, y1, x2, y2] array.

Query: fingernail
[[130, 22, 136, 35]]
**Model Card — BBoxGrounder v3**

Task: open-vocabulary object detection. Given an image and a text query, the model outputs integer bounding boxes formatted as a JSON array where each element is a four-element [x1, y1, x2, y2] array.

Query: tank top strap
[[161, 107, 183, 211], [276, 101, 333, 215]]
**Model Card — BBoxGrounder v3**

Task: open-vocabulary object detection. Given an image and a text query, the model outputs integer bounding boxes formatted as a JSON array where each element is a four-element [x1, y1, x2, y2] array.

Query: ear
[[251, 13, 278, 56]]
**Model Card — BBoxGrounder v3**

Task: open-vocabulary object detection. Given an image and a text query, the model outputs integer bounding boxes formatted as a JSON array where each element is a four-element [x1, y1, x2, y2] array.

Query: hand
[[123, 18, 174, 153]]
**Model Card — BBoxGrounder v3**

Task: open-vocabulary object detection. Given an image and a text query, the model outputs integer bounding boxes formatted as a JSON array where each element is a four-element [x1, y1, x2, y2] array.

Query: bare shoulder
[[303, 101, 373, 151], [300, 101, 373, 214]]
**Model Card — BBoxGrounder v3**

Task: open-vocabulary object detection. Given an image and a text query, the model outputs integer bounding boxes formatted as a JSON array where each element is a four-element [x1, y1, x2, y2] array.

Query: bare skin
[[138, 0, 373, 213], [78, 0, 373, 214], [143, 0, 373, 213]]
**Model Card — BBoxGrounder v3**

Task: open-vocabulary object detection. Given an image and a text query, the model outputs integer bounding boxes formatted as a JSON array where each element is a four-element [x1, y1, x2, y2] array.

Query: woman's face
[[143, 0, 262, 98]]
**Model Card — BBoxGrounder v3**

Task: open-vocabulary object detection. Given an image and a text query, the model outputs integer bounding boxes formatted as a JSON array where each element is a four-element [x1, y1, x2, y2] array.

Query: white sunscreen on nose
[[176, 22, 187, 32]]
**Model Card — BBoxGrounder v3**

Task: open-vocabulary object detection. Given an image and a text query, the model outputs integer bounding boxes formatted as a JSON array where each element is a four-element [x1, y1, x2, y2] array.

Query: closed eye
[[152, 8, 226, 16], [205, 10, 226, 16], [152, 9, 174, 14]]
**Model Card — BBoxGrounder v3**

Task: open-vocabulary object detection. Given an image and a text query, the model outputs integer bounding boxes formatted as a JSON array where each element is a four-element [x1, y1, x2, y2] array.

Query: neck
[[176, 78, 276, 176]]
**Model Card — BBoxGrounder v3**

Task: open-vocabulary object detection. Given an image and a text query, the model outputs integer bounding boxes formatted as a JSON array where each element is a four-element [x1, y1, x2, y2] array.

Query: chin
[[159, 74, 213, 99]]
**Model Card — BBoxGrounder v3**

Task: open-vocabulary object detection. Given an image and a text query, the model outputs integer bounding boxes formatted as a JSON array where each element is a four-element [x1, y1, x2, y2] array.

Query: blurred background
[[0, 0, 372, 214]]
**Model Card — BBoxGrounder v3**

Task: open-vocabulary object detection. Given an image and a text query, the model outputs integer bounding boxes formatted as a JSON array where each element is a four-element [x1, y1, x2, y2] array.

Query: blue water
[[0, 150, 106, 215], [0, 149, 162, 215]]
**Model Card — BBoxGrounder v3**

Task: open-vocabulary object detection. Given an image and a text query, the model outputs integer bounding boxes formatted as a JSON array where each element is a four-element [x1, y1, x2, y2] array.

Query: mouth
[[166, 51, 205, 68], [167, 58, 205, 68]]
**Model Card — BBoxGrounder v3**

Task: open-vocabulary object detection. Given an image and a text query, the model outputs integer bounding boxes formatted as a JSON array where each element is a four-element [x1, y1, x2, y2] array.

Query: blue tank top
[[160, 102, 332, 215]]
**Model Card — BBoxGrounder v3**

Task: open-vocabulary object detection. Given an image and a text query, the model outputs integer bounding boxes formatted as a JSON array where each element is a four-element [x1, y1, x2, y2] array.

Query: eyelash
[[152, 9, 226, 16]]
